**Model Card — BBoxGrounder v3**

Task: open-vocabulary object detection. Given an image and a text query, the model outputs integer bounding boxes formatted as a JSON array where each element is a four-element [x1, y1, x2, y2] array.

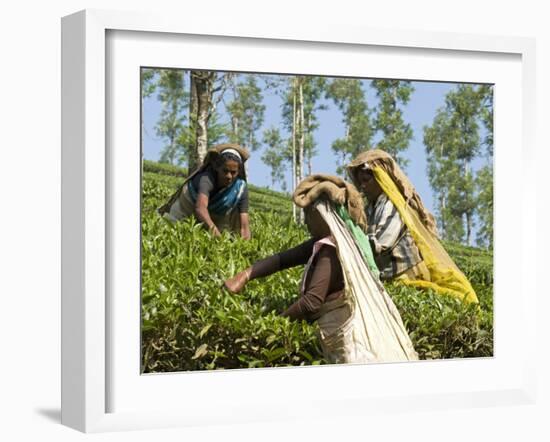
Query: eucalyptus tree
[[424, 111, 457, 240], [155, 69, 187, 166], [424, 85, 484, 245], [141, 68, 158, 99], [301, 77, 327, 175], [325, 78, 373, 175], [371, 79, 414, 169], [281, 76, 303, 221], [226, 74, 266, 152], [477, 84, 494, 156], [261, 126, 287, 191], [140, 68, 159, 159], [475, 84, 494, 248], [475, 165, 493, 248], [281, 75, 327, 221], [187, 71, 233, 173]]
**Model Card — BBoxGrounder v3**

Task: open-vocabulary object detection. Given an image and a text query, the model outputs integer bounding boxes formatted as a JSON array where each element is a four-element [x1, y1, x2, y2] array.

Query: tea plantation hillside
[[141, 161, 493, 373]]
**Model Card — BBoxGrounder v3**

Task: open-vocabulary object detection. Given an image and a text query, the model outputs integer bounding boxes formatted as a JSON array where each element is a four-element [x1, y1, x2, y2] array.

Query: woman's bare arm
[[194, 193, 221, 237]]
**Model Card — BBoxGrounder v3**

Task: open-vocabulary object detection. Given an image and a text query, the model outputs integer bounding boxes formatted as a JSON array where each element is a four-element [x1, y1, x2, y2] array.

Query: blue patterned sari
[[187, 177, 246, 216]]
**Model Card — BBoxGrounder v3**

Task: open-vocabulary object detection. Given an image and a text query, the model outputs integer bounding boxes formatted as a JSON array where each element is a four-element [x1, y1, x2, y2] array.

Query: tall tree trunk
[[465, 161, 472, 245], [195, 72, 211, 167], [232, 116, 239, 141], [344, 124, 350, 170], [437, 142, 446, 237], [169, 134, 176, 165], [291, 83, 297, 222], [466, 212, 472, 246], [140, 72, 145, 163], [440, 194, 447, 237], [298, 80, 305, 223], [244, 129, 253, 178], [188, 73, 199, 173], [189, 71, 216, 172], [307, 114, 312, 176]]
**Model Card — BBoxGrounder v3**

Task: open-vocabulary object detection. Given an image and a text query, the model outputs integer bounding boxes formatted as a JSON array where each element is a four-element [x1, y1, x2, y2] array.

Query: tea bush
[[141, 163, 494, 373]]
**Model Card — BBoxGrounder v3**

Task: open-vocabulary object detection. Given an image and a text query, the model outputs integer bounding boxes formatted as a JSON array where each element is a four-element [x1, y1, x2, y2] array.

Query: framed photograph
[[61, 9, 536, 433]]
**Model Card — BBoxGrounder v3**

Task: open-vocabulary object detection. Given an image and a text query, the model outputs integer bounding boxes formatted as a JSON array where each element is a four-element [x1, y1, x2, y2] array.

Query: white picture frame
[[61, 9, 537, 433]]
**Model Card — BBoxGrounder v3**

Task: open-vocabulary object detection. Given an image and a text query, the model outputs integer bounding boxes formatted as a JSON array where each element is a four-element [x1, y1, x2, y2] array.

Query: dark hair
[[214, 151, 242, 168], [219, 151, 242, 165]]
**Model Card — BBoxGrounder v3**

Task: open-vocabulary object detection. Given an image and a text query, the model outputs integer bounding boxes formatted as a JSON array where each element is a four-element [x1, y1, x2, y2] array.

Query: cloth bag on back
[[314, 200, 418, 363]]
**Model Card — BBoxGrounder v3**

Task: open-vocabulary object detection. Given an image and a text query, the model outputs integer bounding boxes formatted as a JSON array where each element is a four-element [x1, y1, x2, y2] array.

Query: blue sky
[[142, 73, 490, 221]]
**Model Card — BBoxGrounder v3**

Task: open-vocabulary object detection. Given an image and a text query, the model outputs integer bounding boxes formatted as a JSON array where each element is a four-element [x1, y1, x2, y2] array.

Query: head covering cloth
[[292, 174, 367, 230], [346, 149, 438, 237]]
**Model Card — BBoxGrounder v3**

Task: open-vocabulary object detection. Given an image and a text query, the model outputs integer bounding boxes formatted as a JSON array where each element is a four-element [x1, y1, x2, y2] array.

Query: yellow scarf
[[373, 167, 478, 304]]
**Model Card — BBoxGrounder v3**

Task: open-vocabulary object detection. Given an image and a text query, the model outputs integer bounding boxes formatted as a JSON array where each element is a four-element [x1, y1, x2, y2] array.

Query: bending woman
[[347, 148, 478, 304], [348, 153, 427, 282], [225, 207, 343, 323], [158, 144, 251, 239], [224, 175, 418, 364]]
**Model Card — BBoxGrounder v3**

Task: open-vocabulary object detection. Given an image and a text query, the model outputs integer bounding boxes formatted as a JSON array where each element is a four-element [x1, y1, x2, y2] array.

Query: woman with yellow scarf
[[347, 149, 478, 304]]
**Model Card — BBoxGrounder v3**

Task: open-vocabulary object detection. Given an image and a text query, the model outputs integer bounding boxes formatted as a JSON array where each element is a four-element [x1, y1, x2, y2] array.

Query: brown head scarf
[[346, 149, 439, 237], [292, 174, 367, 230]]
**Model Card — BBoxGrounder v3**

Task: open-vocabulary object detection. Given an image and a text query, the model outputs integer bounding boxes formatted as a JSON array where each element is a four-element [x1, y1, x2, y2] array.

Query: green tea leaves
[[141, 166, 493, 373]]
